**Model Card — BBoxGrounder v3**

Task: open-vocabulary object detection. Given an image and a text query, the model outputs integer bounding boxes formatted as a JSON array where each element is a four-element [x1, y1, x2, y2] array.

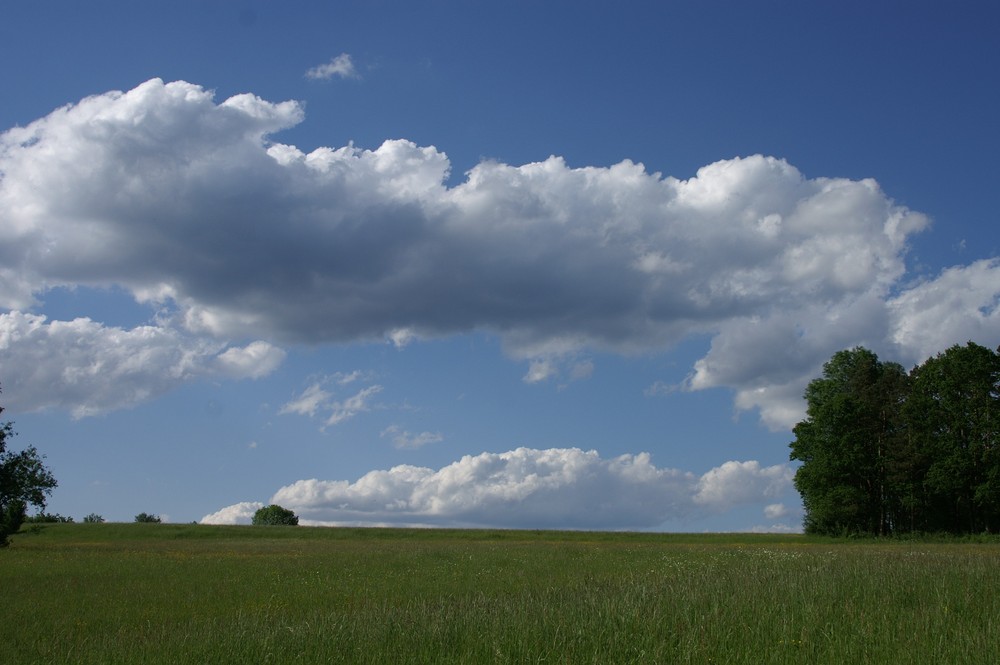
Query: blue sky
[[1, 1, 997, 531]]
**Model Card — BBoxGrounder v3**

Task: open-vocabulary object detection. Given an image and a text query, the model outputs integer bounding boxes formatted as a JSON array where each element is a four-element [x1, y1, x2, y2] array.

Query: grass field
[[4, 524, 1000, 664]]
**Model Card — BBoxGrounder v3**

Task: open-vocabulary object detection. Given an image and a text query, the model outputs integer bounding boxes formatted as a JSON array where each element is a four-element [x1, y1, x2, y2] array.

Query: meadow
[[4, 524, 1000, 664]]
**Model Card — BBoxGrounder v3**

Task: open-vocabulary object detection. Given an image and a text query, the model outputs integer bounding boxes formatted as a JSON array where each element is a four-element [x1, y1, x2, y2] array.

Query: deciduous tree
[[906, 342, 1000, 533], [790, 348, 908, 536], [0, 386, 58, 546], [252, 504, 299, 526]]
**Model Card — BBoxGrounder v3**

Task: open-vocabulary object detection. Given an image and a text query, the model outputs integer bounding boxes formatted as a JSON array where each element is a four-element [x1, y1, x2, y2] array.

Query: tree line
[[790, 342, 1000, 536]]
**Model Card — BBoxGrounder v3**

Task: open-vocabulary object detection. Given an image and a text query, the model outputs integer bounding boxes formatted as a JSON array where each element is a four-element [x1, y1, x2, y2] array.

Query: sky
[[1, 1, 998, 532]]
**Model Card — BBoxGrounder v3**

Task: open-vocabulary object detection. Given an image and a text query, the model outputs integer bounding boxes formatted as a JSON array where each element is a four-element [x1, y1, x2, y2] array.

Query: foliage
[[83, 513, 105, 524], [792, 342, 1000, 536], [0, 387, 58, 547], [252, 504, 299, 526], [134, 513, 162, 523], [24, 513, 73, 523], [790, 348, 908, 536], [4, 525, 1000, 663], [906, 342, 1000, 533]]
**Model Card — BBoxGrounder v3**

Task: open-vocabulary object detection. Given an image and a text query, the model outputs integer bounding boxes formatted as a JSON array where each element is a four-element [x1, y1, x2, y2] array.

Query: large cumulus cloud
[[201, 447, 795, 530], [0, 312, 284, 417], [2, 79, 997, 425]]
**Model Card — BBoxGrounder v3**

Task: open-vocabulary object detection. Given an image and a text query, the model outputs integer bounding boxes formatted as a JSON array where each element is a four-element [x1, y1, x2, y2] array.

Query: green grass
[[5, 524, 1000, 663]]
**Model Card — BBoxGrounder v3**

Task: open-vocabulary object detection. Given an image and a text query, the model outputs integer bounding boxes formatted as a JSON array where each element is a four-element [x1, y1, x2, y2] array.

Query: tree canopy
[[0, 386, 58, 546], [791, 343, 1000, 536], [252, 504, 299, 526]]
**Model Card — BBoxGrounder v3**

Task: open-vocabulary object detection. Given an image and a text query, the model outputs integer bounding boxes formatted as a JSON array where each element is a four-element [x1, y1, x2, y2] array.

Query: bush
[[134, 513, 161, 523], [252, 504, 299, 526], [83, 513, 105, 524]]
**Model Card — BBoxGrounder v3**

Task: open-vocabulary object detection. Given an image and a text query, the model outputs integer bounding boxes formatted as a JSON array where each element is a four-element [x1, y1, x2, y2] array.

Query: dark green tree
[[252, 504, 299, 526], [906, 342, 1000, 533], [0, 387, 58, 546], [790, 348, 908, 536], [134, 512, 162, 523], [83, 513, 105, 524]]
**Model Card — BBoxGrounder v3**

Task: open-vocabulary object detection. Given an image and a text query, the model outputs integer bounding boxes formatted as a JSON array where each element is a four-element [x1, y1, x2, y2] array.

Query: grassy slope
[[5, 524, 1000, 663]]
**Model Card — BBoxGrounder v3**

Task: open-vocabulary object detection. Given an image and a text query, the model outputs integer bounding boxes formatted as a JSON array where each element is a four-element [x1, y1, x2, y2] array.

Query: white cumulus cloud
[[214, 340, 287, 379], [693, 460, 794, 510], [1, 79, 996, 423], [887, 258, 1000, 363], [0, 312, 283, 417], [201, 501, 264, 525], [205, 447, 795, 529]]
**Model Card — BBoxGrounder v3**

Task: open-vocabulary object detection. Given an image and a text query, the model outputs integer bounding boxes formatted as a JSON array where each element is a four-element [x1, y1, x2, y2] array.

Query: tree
[[134, 512, 162, 523], [791, 343, 1000, 536], [252, 504, 299, 526], [906, 342, 1000, 533], [789, 348, 909, 536], [83, 513, 105, 523], [0, 387, 58, 546]]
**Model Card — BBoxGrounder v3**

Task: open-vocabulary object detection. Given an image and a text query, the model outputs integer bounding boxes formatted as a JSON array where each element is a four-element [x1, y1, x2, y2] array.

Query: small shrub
[[134, 513, 161, 523]]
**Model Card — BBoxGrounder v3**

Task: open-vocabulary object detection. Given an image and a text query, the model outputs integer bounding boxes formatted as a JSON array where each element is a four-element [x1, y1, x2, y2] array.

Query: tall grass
[[4, 524, 1000, 663]]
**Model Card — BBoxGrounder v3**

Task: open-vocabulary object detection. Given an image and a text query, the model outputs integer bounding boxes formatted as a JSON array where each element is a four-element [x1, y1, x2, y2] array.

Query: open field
[[4, 524, 1000, 663]]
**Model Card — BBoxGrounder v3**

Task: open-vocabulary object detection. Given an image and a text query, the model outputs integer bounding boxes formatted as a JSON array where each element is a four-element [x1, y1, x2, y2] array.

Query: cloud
[[201, 501, 264, 525], [0, 312, 283, 417], [205, 447, 795, 529], [1, 79, 996, 424], [381, 425, 444, 449], [522, 356, 594, 385], [763, 503, 790, 520], [569, 359, 595, 381], [334, 370, 366, 385], [279, 379, 383, 428], [387, 328, 419, 348], [887, 258, 1000, 362], [326, 385, 382, 426], [523, 359, 557, 384], [214, 340, 287, 379], [644, 380, 677, 397], [305, 53, 359, 80], [278, 382, 332, 418], [748, 522, 801, 534], [693, 460, 794, 510]]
